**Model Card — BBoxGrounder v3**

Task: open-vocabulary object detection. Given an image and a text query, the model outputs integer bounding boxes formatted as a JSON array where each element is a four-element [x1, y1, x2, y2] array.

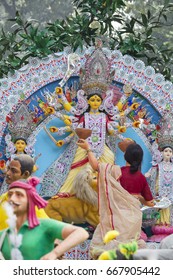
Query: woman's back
[[120, 166, 153, 201]]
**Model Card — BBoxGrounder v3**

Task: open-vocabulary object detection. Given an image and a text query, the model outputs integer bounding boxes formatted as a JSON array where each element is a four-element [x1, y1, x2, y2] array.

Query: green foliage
[[0, 0, 173, 80], [116, 1, 173, 80]]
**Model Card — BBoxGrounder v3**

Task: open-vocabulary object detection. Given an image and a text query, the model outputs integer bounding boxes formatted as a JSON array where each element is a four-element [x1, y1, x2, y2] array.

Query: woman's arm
[[76, 139, 98, 171], [137, 195, 155, 207]]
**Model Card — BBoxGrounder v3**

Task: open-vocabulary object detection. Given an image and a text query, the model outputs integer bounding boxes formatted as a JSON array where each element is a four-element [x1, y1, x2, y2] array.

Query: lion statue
[[44, 167, 99, 227]]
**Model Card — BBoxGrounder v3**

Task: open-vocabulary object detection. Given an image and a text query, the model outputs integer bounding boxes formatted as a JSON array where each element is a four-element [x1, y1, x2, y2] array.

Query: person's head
[[5, 154, 34, 185], [14, 138, 27, 153], [87, 94, 102, 111], [124, 143, 143, 173], [162, 146, 173, 162], [8, 177, 47, 228]]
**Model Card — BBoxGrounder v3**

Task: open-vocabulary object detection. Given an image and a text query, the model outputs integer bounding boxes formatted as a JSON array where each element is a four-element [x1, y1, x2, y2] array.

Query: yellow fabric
[[0, 192, 49, 231], [0, 193, 8, 230], [35, 207, 49, 219], [155, 175, 159, 194], [63, 103, 72, 112], [156, 208, 170, 225], [59, 144, 114, 194], [155, 172, 170, 225]]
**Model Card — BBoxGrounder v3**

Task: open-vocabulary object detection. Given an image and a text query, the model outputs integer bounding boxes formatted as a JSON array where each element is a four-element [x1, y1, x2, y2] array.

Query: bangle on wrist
[[86, 149, 92, 154]]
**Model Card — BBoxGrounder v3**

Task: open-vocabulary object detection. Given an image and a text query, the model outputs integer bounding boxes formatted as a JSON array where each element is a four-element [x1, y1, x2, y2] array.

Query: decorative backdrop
[[1, 46, 173, 192]]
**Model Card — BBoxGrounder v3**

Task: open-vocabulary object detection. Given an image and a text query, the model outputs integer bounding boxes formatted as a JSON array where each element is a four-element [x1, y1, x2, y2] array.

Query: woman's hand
[[136, 195, 155, 207], [77, 139, 98, 170], [76, 139, 90, 150]]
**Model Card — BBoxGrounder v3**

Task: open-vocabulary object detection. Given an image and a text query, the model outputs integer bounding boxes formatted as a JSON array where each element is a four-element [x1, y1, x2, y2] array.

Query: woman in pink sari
[[77, 139, 154, 258]]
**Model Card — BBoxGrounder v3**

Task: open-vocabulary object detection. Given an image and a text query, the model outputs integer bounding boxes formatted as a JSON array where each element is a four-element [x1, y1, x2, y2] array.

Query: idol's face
[[14, 139, 27, 153], [162, 147, 173, 162], [88, 95, 102, 110]]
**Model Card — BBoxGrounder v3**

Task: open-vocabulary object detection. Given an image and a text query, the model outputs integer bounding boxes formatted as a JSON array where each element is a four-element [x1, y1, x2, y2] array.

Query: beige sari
[[90, 163, 145, 259]]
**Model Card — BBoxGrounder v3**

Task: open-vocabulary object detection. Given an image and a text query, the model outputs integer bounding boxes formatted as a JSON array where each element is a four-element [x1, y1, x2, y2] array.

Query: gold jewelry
[[86, 149, 92, 154]]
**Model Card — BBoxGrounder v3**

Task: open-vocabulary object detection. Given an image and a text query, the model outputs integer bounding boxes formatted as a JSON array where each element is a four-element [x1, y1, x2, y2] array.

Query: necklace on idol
[[162, 161, 173, 172], [90, 109, 99, 114]]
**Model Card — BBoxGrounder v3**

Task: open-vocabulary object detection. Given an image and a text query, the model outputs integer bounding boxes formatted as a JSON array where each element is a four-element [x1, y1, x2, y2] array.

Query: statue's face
[[138, 108, 146, 118], [5, 160, 22, 184], [88, 95, 102, 110], [8, 187, 28, 216], [162, 147, 173, 161], [14, 139, 27, 153]]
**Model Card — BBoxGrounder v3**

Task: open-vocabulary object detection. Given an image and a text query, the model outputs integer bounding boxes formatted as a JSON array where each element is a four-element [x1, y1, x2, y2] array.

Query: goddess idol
[[145, 111, 173, 238], [40, 41, 144, 197]]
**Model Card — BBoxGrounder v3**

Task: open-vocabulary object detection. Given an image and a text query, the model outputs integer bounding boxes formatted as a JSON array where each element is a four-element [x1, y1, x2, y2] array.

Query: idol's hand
[[76, 139, 90, 150], [145, 172, 151, 178], [56, 140, 65, 147], [49, 126, 58, 133], [64, 117, 72, 126]]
